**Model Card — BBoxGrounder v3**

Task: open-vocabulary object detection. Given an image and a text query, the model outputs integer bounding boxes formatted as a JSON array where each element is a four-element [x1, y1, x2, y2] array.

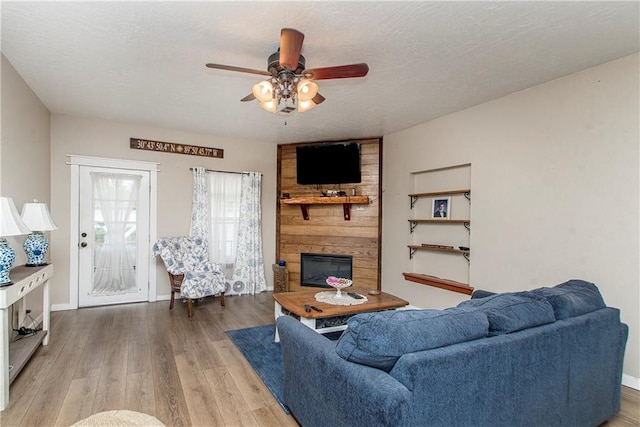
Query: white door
[[78, 166, 150, 307]]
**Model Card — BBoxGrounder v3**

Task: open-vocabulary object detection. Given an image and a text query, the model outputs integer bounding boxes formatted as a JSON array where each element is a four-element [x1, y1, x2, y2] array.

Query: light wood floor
[[1, 292, 638, 426]]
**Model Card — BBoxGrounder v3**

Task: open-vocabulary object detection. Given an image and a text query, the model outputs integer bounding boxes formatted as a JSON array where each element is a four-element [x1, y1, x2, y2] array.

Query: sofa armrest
[[277, 316, 411, 427], [387, 307, 627, 426]]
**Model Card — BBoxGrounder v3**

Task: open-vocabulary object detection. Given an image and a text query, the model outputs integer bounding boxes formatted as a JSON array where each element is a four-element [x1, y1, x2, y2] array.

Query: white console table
[[0, 264, 53, 411]]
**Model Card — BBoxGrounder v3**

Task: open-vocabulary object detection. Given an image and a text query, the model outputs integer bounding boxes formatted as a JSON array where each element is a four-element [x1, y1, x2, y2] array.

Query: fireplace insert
[[300, 253, 352, 288]]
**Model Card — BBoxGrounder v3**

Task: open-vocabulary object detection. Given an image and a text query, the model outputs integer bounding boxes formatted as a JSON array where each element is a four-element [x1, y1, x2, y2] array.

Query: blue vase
[[23, 232, 49, 267], [0, 239, 16, 285]]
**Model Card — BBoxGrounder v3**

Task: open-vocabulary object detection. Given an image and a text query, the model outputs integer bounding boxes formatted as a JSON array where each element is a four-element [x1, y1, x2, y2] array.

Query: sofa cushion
[[458, 292, 555, 336], [531, 280, 605, 320], [335, 308, 488, 371]]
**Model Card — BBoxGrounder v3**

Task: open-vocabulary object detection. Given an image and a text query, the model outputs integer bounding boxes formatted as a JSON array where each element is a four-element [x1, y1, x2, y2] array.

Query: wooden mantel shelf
[[402, 272, 474, 295], [280, 196, 370, 220]]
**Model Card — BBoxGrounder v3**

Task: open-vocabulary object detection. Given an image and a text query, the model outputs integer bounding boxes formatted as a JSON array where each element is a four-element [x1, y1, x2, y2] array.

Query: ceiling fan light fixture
[[252, 80, 274, 103], [207, 29, 369, 115], [297, 99, 317, 113], [296, 79, 319, 102], [259, 99, 278, 113]]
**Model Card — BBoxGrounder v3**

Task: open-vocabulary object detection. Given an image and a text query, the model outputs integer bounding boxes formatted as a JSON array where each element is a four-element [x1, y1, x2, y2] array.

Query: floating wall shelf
[[408, 244, 470, 259], [408, 219, 470, 233], [402, 272, 473, 295], [409, 189, 470, 209]]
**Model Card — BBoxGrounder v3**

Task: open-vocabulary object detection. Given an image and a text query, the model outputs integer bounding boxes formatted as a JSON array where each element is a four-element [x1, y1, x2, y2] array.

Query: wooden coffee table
[[273, 286, 409, 341]]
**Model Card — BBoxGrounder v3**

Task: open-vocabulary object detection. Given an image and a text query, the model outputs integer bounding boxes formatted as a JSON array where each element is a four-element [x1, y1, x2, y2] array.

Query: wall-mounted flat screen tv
[[296, 142, 361, 185]]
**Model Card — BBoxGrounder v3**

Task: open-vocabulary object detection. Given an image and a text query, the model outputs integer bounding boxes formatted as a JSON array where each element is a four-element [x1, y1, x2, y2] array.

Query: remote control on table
[[347, 292, 364, 299]]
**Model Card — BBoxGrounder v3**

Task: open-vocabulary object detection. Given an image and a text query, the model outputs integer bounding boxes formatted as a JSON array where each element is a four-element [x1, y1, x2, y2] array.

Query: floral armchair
[[152, 236, 226, 317]]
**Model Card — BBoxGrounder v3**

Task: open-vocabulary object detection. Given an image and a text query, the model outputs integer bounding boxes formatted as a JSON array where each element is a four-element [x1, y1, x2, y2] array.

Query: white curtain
[[190, 166, 209, 238], [91, 172, 141, 295], [208, 172, 242, 269], [232, 172, 267, 295]]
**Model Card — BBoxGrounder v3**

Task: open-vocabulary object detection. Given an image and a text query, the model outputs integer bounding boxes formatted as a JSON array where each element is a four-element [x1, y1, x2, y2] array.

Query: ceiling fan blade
[[312, 93, 326, 105], [279, 28, 305, 71], [240, 93, 256, 102], [206, 63, 271, 77], [304, 63, 369, 80]]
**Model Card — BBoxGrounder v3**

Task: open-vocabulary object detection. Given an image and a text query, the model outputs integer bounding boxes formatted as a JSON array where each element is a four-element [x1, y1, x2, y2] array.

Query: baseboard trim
[[52, 303, 76, 312], [622, 374, 639, 390], [53, 296, 172, 312], [54, 294, 213, 309]]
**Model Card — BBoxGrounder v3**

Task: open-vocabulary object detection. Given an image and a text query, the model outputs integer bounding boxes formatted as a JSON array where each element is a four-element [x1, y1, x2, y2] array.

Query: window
[[207, 171, 242, 277]]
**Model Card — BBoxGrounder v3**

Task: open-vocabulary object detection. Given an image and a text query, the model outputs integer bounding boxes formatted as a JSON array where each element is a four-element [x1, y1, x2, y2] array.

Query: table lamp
[[0, 197, 31, 285], [21, 200, 58, 267]]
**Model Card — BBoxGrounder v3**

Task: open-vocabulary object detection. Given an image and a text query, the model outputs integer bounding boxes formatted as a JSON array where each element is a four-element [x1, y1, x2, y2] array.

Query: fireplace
[[300, 253, 352, 288]]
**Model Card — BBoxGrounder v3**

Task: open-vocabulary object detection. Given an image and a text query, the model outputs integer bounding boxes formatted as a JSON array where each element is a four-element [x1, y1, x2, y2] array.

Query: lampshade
[[250, 77, 323, 114], [0, 197, 30, 237], [252, 80, 274, 103], [21, 201, 58, 231], [297, 99, 317, 113], [297, 79, 319, 102], [259, 99, 278, 113]]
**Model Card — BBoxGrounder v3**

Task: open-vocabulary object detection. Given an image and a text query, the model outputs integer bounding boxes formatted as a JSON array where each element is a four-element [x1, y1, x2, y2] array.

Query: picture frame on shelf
[[431, 197, 450, 219]]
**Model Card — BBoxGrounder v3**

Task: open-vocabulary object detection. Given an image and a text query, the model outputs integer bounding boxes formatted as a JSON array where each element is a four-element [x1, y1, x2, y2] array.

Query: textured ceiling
[[2, 1, 638, 145]]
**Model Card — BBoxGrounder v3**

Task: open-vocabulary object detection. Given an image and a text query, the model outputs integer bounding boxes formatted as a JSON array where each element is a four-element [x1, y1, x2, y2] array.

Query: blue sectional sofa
[[277, 280, 628, 427]]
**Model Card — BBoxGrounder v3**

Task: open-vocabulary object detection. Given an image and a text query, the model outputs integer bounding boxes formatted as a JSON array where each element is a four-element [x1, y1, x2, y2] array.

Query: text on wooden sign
[[130, 138, 223, 158]]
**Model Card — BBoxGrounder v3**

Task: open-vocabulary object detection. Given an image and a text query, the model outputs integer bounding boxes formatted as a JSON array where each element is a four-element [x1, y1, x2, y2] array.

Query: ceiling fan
[[205, 28, 369, 114]]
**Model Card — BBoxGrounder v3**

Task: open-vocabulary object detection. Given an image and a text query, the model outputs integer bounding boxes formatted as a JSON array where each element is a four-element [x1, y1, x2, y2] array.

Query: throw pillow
[[458, 292, 555, 336], [531, 279, 605, 320], [335, 308, 488, 371]]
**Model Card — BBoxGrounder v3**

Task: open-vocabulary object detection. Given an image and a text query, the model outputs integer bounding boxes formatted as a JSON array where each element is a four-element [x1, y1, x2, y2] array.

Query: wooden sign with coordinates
[[130, 138, 224, 159]]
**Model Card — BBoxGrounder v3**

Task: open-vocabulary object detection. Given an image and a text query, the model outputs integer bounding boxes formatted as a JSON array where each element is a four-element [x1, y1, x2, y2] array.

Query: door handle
[[80, 242, 88, 248]]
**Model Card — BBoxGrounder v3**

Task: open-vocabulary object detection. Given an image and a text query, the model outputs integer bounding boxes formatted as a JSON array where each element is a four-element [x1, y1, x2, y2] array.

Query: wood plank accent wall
[[276, 138, 383, 292]]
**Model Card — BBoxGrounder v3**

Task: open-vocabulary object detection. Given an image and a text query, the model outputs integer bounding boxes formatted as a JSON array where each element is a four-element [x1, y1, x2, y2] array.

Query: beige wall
[[49, 114, 277, 307], [383, 53, 639, 382], [0, 54, 51, 323]]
